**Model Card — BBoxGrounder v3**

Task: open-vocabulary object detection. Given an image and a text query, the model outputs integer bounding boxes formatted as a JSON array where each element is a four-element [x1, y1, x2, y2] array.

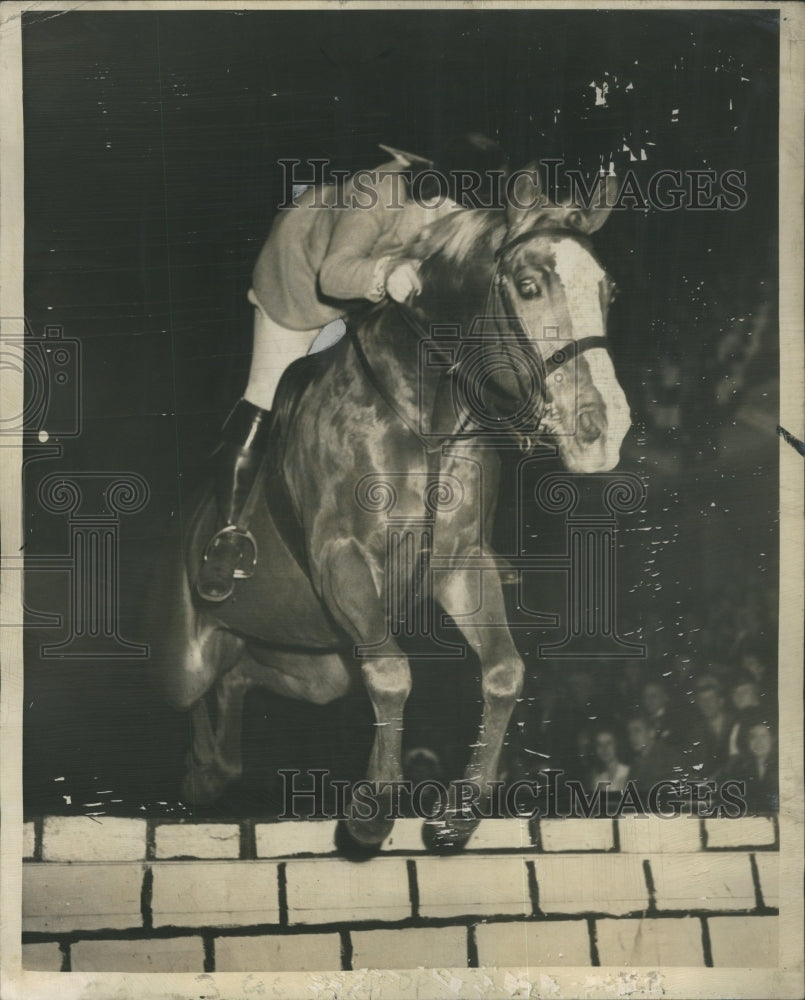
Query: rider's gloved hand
[[384, 259, 422, 303]]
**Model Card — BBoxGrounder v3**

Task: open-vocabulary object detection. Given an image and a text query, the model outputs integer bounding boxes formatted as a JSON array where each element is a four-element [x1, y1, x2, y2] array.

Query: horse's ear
[[567, 173, 617, 234], [505, 164, 544, 233]]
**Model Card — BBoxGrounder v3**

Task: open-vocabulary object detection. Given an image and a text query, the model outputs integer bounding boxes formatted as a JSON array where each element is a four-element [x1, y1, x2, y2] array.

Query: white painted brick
[[467, 820, 533, 851], [151, 861, 280, 927], [23, 822, 36, 860], [22, 942, 63, 971], [754, 853, 778, 908], [475, 919, 591, 967], [155, 823, 240, 859], [618, 816, 702, 854], [536, 855, 648, 916], [71, 936, 205, 972], [215, 932, 342, 972], [42, 816, 146, 862], [352, 926, 467, 969], [381, 819, 427, 853], [286, 858, 410, 924], [540, 819, 613, 852], [705, 817, 776, 849], [255, 821, 337, 857], [23, 862, 144, 932], [596, 917, 705, 966], [651, 853, 755, 911], [381, 819, 534, 854], [416, 857, 530, 918], [708, 916, 778, 966]]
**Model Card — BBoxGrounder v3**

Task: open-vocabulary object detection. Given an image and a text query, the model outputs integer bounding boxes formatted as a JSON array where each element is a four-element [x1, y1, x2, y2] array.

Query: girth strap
[[264, 468, 312, 580]]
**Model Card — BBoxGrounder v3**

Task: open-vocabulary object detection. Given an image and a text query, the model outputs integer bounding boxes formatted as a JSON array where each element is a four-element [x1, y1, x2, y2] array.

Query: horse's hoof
[[421, 817, 479, 854], [334, 819, 389, 861], [179, 764, 231, 805]]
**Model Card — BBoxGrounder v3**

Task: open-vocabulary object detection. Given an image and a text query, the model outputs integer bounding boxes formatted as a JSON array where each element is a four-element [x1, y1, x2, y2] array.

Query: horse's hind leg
[[181, 651, 252, 805]]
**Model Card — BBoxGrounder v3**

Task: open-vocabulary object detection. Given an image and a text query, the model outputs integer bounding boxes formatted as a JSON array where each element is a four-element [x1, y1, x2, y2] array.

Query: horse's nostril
[[578, 407, 604, 443]]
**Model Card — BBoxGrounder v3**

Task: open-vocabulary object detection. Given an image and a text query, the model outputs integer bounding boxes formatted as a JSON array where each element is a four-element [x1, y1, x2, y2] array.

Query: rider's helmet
[[417, 132, 510, 207]]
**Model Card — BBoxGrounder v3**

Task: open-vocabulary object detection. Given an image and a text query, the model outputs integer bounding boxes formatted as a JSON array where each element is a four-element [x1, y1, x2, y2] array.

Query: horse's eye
[[518, 279, 542, 300]]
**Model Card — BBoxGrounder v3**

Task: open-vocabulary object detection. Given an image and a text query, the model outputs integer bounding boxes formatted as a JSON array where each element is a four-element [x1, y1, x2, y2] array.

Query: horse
[[149, 167, 631, 853]]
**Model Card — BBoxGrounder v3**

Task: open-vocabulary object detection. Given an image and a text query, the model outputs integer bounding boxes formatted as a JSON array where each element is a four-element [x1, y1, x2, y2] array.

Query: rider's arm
[[318, 173, 403, 303]]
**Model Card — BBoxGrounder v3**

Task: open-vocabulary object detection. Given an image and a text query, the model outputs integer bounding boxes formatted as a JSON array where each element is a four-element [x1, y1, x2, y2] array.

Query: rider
[[196, 133, 510, 601]]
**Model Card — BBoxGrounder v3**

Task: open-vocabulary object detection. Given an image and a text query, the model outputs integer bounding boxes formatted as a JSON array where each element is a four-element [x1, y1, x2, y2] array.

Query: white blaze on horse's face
[[506, 234, 631, 473]]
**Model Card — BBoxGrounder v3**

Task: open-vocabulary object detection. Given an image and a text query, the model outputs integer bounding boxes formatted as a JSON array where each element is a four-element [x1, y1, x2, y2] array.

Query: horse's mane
[[407, 208, 506, 298]]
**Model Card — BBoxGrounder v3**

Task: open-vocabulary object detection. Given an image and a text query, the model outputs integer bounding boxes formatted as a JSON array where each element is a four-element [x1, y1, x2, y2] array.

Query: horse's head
[[411, 168, 631, 473], [492, 168, 631, 473]]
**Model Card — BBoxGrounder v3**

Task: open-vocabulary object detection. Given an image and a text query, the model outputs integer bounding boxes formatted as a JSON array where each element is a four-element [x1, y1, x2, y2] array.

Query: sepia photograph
[[1, 3, 802, 998]]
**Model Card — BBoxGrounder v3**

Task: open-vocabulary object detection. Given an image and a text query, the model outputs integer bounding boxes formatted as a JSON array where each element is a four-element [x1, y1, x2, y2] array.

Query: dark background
[[21, 9, 779, 817]]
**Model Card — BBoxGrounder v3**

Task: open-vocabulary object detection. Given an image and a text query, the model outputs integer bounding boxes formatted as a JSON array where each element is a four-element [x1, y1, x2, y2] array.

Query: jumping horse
[[150, 168, 631, 852]]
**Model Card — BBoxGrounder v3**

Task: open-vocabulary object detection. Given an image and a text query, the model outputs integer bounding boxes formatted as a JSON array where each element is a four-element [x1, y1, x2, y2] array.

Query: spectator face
[[696, 687, 724, 720], [731, 682, 760, 712], [594, 731, 618, 767], [741, 653, 767, 685], [575, 729, 592, 758], [627, 719, 654, 755], [642, 683, 668, 716], [747, 723, 774, 760]]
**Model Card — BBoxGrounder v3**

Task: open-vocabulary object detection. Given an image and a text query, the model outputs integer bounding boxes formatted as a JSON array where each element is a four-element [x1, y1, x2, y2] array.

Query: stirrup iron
[[202, 523, 258, 580]]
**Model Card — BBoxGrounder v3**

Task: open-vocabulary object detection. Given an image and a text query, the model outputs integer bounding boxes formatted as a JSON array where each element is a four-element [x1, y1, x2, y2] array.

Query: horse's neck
[[360, 304, 447, 439], [359, 242, 495, 439]]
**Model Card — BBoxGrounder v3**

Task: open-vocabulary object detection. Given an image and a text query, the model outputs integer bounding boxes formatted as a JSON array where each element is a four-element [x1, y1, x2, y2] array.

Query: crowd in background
[[504, 576, 778, 815], [640, 277, 776, 453]]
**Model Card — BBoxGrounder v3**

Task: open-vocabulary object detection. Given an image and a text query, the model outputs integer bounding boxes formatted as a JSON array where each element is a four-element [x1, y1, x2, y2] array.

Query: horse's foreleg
[[319, 537, 412, 849], [347, 655, 412, 846], [427, 567, 524, 850]]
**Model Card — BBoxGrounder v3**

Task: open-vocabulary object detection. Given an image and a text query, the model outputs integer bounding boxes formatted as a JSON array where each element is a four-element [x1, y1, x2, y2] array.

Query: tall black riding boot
[[196, 399, 272, 603]]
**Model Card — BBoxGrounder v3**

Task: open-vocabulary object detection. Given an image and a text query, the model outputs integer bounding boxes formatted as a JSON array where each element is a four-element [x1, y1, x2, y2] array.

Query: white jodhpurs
[[243, 289, 347, 409]]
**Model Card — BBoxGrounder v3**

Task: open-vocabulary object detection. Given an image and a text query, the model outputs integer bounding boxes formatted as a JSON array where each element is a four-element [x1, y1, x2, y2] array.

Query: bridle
[[492, 225, 609, 378], [349, 223, 612, 451]]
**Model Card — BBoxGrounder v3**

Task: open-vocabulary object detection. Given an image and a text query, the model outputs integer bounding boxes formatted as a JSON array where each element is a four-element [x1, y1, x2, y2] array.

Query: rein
[[349, 316, 445, 454]]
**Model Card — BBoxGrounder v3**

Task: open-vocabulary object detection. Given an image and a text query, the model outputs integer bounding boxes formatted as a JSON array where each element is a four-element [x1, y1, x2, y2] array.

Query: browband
[[495, 226, 593, 261]]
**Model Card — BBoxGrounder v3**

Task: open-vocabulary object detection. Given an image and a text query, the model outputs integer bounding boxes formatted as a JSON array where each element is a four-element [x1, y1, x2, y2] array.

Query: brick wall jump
[[21, 815, 779, 973]]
